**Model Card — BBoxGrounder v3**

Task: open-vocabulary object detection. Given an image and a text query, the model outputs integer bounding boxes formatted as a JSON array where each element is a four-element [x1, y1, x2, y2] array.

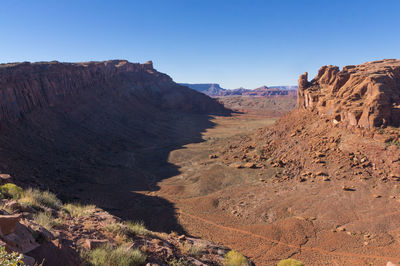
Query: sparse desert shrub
[[168, 257, 191, 266], [33, 211, 58, 230], [0, 183, 23, 199], [224, 250, 248, 266], [180, 242, 203, 257], [188, 244, 203, 257], [105, 221, 149, 238], [104, 222, 127, 235], [0, 246, 24, 265], [114, 233, 129, 244], [390, 140, 400, 146], [63, 203, 96, 218], [81, 245, 146, 266], [125, 221, 149, 236], [19, 188, 62, 210], [277, 258, 304, 266]]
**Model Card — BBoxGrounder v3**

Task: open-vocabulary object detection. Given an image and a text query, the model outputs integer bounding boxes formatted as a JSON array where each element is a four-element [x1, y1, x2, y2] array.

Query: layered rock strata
[[0, 60, 227, 122]]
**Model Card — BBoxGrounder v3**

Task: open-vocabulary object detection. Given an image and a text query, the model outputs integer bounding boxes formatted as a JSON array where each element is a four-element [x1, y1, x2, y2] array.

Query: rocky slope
[[207, 59, 400, 265], [0, 180, 239, 266], [0, 60, 235, 264], [297, 59, 400, 129], [230, 59, 400, 193]]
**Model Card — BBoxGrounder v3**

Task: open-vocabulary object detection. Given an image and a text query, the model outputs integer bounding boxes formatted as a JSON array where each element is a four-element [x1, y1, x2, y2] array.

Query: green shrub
[[0, 183, 23, 199], [81, 245, 146, 266], [63, 203, 96, 218], [0, 245, 24, 265], [19, 188, 62, 210], [277, 258, 304, 266], [33, 211, 58, 230], [224, 250, 248, 266]]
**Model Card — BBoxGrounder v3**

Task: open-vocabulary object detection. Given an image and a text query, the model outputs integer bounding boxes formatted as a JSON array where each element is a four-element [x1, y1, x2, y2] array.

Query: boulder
[[3, 223, 40, 253], [26, 222, 55, 243], [0, 174, 13, 185], [244, 162, 256, 168], [177, 235, 186, 241], [22, 255, 36, 266], [27, 238, 81, 266], [342, 186, 356, 191], [0, 214, 21, 235]]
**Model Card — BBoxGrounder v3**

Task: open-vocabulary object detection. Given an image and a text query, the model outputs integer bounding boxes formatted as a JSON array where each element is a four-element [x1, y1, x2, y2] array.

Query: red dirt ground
[[151, 108, 400, 265]]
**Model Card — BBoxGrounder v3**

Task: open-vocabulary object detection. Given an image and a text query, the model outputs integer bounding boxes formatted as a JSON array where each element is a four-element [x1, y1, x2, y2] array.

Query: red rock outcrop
[[0, 60, 227, 122], [297, 59, 400, 129]]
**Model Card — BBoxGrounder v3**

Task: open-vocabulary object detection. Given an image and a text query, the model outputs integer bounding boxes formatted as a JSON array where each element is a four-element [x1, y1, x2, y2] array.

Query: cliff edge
[[0, 60, 228, 121]]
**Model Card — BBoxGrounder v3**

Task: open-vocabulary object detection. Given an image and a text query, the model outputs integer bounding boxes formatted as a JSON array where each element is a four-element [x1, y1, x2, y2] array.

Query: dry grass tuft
[[19, 188, 61, 210], [33, 211, 59, 230], [80, 244, 146, 266], [63, 203, 96, 218]]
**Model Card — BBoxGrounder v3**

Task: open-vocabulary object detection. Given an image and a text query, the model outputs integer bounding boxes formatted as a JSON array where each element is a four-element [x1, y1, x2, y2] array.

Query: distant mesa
[[181, 83, 297, 97], [179, 83, 227, 97], [298, 59, 400, 129], [241, 86, 297, 97]]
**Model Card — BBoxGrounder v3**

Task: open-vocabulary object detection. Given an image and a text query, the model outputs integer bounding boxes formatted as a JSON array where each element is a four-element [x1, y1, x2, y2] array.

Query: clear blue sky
[[1, 0, 400, 89]]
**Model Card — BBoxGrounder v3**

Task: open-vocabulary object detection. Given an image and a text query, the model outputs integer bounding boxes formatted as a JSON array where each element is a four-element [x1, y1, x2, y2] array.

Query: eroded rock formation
[[297, 59, 400, 129]]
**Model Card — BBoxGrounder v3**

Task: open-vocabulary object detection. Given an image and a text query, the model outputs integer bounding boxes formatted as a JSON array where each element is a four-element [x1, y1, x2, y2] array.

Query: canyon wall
[[0, 60, 229, 231], [0, 60, 227, 122], [297, 59, 400, 129]]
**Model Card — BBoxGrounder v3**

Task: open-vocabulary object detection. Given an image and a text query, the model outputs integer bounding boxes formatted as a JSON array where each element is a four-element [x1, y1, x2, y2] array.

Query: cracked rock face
[[297, 59, 400, 129]]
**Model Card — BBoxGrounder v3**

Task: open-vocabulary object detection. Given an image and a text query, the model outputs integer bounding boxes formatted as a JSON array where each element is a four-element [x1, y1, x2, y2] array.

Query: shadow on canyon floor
[[0, 104, 228, 233]]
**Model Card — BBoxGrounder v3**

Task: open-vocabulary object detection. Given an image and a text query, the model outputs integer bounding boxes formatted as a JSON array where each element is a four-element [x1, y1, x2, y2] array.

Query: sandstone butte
[[297, 59, 400, 129]]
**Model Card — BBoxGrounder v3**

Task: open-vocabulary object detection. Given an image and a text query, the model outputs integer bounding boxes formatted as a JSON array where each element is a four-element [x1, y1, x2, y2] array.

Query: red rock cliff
[[297, 59, 400, 129], [0, 60, 227, 121]]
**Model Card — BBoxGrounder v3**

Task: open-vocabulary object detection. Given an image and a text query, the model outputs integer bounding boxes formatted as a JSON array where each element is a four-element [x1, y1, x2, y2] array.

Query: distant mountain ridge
[[181, 83, 297, 97], [179, 83, 228, 96]]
